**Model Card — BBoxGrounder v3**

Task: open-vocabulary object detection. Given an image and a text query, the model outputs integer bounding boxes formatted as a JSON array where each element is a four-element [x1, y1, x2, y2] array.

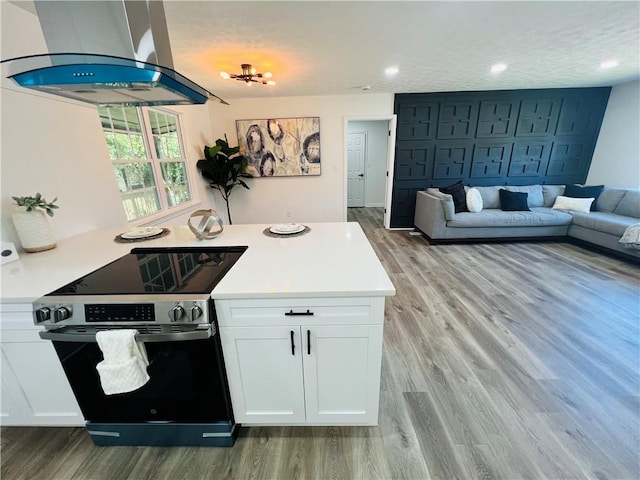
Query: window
[[98, 106, 194, 221]]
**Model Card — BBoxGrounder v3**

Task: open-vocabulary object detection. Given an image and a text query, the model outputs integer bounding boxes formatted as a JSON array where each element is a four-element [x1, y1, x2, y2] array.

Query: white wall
[[0, 2, 125, 248], [207, 94, 393, 224], [347, 120, 388, 207], [0, 2, 215, 250], [587, 80, 640, 188]]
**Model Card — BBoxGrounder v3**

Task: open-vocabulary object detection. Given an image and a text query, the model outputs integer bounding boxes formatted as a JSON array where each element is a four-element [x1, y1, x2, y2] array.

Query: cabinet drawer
[[216, 297, 383, 327]]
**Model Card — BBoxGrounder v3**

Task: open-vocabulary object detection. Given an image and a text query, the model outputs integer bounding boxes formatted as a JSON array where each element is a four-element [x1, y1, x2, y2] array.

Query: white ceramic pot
[[11, 210, 57, 253]]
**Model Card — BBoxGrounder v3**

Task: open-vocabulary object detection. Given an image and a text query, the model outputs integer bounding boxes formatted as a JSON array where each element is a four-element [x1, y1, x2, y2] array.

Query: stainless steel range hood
[[2, 1, 227, 106]]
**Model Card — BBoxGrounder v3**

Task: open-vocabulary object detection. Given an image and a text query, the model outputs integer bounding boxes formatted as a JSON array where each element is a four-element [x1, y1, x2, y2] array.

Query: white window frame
[[101, 106, 200, 225]]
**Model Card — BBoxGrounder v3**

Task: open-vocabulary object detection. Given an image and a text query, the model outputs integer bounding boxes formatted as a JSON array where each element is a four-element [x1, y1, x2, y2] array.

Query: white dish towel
[[96, 329, 150, 395]]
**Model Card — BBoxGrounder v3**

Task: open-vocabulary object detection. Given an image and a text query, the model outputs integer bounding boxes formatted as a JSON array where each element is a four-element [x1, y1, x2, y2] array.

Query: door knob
[[358, 173, 364, 177]]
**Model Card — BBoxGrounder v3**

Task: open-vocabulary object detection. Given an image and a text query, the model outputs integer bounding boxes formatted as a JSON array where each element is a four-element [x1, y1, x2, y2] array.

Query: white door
[[220, 326, 306, 424], [303, 325, 383, 424], [347, 133, 366, 207]]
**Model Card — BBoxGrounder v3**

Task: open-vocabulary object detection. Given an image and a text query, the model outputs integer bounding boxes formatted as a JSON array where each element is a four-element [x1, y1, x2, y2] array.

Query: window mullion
[[140, 108, 169, 212]]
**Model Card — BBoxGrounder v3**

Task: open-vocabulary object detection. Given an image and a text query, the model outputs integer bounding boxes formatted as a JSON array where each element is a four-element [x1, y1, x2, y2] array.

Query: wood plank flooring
[[2, 207, 639, 480]]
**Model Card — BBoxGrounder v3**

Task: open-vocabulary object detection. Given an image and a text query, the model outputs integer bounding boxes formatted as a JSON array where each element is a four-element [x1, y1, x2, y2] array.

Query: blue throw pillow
[[564, 184, 604, 211], [499, 189, 530, 211], [439, 180, 468, 213]]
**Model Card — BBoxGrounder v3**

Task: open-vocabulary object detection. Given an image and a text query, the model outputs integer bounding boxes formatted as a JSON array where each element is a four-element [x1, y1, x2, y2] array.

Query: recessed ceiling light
[[385, 66, 399, 75], [490, 63, 508, 74], [600, 60, 619, 69]]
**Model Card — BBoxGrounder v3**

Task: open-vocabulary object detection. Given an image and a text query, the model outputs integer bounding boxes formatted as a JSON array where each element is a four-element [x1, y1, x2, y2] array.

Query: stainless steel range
[[33, 246, 247, 447]]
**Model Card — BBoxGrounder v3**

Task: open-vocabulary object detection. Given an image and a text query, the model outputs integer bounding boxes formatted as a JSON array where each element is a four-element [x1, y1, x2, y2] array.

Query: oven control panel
[[33, 299, 211, 327], [85, 304, 155, 323]]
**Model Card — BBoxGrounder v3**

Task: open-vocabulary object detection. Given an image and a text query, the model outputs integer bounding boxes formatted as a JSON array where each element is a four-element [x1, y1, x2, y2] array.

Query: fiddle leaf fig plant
[[196, 135, 251, 225], [12, 193, 59, 217]]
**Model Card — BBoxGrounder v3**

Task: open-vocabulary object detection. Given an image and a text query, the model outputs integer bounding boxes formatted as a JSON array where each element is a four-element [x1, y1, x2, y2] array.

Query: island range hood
[[2, 1, 227, 106]]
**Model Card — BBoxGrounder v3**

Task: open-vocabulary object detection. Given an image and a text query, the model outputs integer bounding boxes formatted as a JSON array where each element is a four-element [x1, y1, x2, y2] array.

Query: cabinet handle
[[285, 309, 314, 316], [307, 329, 311, 355], [290, 330, 295, 355]]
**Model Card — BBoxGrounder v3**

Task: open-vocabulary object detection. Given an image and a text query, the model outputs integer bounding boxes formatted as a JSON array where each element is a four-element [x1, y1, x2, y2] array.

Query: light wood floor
[[2, 207, 639, 480]]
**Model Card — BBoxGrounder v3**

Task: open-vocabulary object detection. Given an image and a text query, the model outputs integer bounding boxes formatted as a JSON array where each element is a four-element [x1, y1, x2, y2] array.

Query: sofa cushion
[[570, 211, 639, 237], [500, 189, 530, 211], [552, 195, 594, 213], [475, 186, 502, 209], [439, 180, 468, 213], [505, 185, 544, 207], [564, 184, 605, 211], [596, 188, 628, 213], [447, 208, 573, 228], [613, 190, 640, 219], [466, 188, 483, 213], [426, 188, 456, 221], [543, 185, 565, 207]]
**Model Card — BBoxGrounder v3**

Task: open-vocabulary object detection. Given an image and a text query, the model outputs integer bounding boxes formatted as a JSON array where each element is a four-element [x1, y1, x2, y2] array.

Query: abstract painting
[[236, 117, 321, 177]]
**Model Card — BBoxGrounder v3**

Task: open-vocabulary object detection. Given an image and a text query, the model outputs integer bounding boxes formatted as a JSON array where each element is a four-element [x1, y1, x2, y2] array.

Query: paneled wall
[[391, 88, 611, 228]]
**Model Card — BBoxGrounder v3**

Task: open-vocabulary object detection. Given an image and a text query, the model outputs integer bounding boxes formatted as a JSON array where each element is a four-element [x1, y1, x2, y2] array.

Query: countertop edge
[[211, 289, 396, 300]]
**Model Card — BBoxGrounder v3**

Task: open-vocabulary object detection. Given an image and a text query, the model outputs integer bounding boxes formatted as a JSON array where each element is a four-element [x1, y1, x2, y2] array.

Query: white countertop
[[1, 222, 395, 304]]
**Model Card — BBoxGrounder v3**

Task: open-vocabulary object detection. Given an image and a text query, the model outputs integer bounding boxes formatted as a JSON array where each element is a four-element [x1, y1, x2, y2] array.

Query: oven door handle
[[38, 326, 214, 343]]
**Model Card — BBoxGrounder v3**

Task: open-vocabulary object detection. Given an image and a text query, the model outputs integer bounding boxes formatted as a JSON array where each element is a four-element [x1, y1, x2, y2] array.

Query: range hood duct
[[1, 1, 227, 106]]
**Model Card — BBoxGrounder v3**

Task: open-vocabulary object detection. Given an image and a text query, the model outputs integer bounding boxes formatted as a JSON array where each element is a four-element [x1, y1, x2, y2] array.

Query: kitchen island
[[1, 222, 395, 426]]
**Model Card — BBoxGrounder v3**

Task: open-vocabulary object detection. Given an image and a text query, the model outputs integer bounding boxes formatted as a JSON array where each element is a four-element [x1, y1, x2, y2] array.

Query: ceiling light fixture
[[600, 60, 619, 69], [490, 63, 508, 74], [385, 66, 399, 75], [219, 64, 276, 86]]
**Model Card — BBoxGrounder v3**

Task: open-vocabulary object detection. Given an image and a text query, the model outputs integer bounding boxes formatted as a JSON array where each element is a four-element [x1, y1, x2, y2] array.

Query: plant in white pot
[[11, 193, 59, 252]]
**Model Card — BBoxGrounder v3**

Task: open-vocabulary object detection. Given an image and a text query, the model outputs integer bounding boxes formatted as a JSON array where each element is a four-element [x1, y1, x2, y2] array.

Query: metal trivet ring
[[263, 225, 311, 238]]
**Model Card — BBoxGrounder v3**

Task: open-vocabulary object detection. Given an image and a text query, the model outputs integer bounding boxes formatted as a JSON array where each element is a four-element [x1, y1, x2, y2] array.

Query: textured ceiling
[[163, 1, 640, 100]]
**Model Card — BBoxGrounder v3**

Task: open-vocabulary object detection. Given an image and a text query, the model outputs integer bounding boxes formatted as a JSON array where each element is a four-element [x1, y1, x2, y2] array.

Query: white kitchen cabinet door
[[220, 326, 306, 424], [1, 340, 83, 426], [0, 305, 83, 427], [302, 325, 383, 424], [1, 353, 26, 426]]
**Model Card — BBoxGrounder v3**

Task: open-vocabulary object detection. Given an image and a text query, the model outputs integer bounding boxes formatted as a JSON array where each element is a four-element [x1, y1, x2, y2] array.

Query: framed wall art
[[236, 117, 320, 177]]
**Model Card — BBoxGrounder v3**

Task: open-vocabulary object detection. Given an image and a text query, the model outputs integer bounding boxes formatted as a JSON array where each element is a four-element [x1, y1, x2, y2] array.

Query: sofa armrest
[[414, 191, 451, 239]]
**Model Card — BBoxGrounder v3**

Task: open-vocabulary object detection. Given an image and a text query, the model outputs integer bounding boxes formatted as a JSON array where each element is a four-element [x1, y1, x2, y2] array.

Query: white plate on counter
[[121, 227, 163, 239], [269, 223, 305, 235]]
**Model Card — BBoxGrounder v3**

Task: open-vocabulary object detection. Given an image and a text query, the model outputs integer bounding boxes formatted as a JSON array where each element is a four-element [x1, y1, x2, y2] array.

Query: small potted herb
[[11, 193, 59, 252]]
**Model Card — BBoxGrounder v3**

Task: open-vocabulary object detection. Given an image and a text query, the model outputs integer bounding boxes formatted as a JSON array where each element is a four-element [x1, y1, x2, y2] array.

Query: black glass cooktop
[[47, 246, 247, 296]]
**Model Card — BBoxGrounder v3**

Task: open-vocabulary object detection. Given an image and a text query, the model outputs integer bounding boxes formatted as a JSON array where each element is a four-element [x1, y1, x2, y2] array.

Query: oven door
[[45, 329, 233, 424]]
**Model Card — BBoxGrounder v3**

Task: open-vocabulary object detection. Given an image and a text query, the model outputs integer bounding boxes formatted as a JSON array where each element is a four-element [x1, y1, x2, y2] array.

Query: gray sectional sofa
[[414, 184, 640, 259]]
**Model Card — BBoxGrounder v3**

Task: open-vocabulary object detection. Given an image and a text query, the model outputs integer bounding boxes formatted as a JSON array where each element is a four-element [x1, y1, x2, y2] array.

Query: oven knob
[[169, 305, 185, 322], [54, 307, 71, 323], [190, 305, 203, 322], [35, 307, 51, 323]]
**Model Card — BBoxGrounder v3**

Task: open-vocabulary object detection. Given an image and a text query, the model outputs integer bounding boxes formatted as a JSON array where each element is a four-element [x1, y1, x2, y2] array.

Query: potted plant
[[196, 135, 251, 225], [11, 193, 59, 252]]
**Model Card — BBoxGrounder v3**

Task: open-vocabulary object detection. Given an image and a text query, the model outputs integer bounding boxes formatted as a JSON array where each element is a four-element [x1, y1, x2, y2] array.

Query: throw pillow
[[564, 184, 604, 211], [552, 195, 594, 213], [439, 180, 468, 213], [499, 189, 530, 211], [466, 188, 483, 213]]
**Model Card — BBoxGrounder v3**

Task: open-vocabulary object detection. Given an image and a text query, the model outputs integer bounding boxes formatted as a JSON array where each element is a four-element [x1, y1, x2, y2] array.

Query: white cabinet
[[217, 297, 385, 426], [0, 303, 83, 426], [220, 326, 306, 423]]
